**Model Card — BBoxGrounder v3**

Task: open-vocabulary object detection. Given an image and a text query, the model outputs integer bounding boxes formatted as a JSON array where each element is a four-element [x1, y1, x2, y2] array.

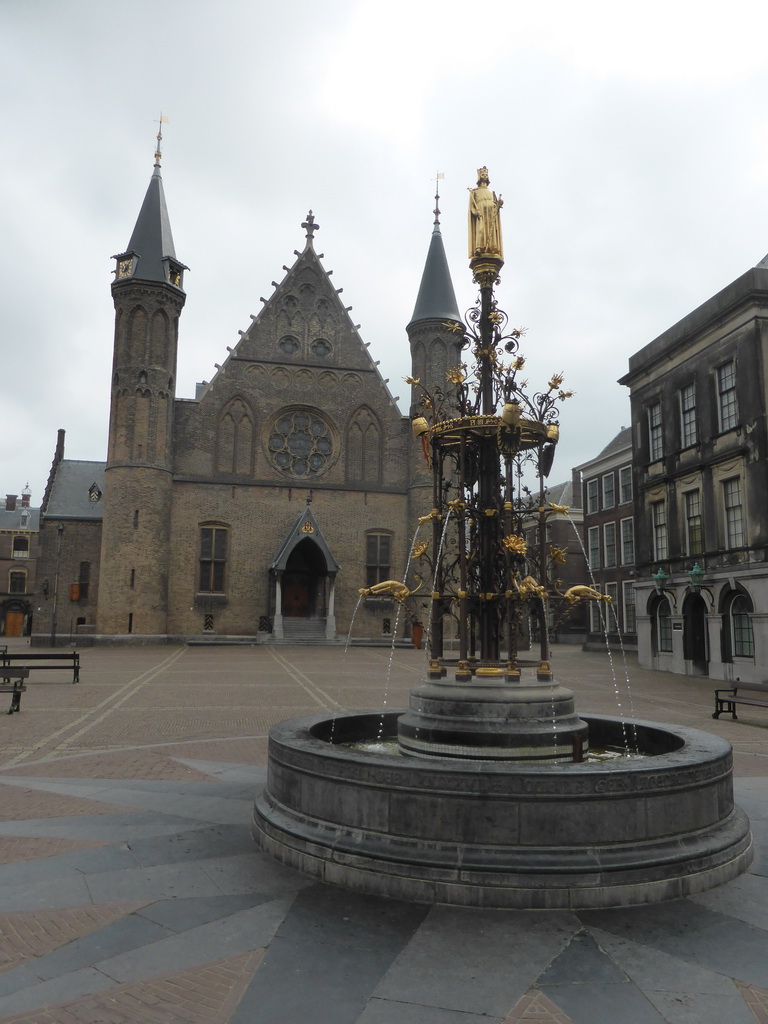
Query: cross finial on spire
[[154, 113, 169, 168], [434, 171, 445, 227], [302, 210, 319, 244]]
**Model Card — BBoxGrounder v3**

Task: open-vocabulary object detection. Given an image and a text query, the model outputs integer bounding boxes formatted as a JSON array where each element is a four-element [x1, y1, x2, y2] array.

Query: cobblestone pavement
[[1, 639, 767, 1023]]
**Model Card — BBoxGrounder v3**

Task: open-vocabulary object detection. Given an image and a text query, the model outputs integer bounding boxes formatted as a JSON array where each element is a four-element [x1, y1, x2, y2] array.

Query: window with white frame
[[730, 594, 754, 658], [620, 518, 634, 564], [586, 479, 599, 513], [656, 597, 672, 652], [605, 582, 619, 630], [589, 586, 604, 633], [602, 473, 615, 509], [680, 382, 697, 448], [588, 526, 600, 569], [651, 500, 668, 561], [717, 361, 738, 432], [648, 402, 663, 461], [12, 536, 29, 559], [604, 522, 617, 568], [619, 465, 632, 504], [723, 478, 745, 548], [684, 489, 703, 556], [623, 580, 637, 634], [9, 571, 26, 594]]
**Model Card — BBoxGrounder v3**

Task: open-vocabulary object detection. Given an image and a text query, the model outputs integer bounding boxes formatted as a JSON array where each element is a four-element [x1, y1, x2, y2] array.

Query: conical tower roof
[[122, 158, 180, 287], [408, 211, 461, 329]]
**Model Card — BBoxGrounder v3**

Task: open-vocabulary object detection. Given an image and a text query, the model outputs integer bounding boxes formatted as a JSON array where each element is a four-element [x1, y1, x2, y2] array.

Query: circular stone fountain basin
[[252, 711, 752, 909]]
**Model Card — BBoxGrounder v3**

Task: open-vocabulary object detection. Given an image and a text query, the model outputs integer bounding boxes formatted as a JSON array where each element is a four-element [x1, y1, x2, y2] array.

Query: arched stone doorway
[[270, 505, 340, 641], [683, 592, 708, 675], [282, 538, 326, 618]]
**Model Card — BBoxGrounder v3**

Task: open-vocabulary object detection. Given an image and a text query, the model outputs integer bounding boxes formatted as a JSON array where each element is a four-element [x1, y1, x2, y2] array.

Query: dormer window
[[113, 251, 137, 280], [163, 256, 187, 289]]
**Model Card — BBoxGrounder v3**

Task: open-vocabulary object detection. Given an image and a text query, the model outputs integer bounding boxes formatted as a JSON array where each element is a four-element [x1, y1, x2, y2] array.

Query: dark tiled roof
[[596, 426, 632, 460], [270, 505, 340, 572], [44, 461, 106, 521], [0, 506, 40, 531], [545, 480, 573, 507], [408, 223, 461, 327], [121, 165, 180, 286]]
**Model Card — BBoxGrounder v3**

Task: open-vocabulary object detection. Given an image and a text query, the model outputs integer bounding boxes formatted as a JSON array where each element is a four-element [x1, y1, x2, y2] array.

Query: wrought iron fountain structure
[[253, 170, 753, 908]]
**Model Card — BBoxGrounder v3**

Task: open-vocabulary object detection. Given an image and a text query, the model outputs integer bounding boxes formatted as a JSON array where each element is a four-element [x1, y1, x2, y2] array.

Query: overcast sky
[[4, 0, 768, 504]]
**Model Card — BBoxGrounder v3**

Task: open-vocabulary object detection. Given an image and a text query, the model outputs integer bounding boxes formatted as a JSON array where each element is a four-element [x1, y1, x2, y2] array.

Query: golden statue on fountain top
[[468, 166, 504, 259]]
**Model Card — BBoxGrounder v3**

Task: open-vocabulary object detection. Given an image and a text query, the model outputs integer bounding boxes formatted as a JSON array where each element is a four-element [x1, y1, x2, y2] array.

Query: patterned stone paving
[[0, 641, 766, 1023], [0, 905, 147, 971], [503, 990, 575, 1024], [0, 951, 264, 1024]]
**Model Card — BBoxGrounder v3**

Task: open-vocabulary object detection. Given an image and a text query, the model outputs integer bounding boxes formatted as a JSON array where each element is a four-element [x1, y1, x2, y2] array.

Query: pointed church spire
[[113, 117, 186, 290], [408, 180, 461, 328]]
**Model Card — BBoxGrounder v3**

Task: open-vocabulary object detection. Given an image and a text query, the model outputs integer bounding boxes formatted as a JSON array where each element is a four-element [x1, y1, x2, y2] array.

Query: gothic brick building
[[34, 153, 464, 644]]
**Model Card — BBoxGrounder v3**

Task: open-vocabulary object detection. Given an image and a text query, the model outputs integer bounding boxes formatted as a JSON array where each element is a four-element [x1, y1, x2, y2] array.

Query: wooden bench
[[0, 651, 80, 683], [0, 668, 29, 714], [713, 681, 768, 720]]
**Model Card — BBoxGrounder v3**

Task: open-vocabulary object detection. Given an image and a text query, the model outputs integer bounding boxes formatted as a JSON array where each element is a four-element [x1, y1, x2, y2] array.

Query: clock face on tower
[[117, 259, 133, 279]]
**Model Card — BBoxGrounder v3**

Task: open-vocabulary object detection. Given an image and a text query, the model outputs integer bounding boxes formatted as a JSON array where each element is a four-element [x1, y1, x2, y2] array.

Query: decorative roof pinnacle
[[302, 210, 319, 246]]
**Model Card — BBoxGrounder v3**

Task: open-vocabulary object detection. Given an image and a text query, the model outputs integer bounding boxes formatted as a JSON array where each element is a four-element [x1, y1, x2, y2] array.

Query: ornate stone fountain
[[252, 170, 752, 908]]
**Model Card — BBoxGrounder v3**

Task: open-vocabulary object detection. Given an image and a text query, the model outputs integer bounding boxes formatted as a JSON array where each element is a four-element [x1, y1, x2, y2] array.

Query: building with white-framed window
[[573, 426, 636, 650], [0, 487, 40, 637], [620, 253, 768, 682]]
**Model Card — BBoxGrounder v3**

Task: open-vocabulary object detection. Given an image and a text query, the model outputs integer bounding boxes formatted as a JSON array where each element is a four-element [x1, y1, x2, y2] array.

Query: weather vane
[[154, 113, 169, 166], [433, 170, 444, 226]]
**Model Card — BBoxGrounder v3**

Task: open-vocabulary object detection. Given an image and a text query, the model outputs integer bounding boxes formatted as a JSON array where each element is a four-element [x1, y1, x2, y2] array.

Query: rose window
[[267, 410, 334, 477]]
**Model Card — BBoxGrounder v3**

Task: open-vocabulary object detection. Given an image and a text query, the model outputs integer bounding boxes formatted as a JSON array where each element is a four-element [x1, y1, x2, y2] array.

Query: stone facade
[[34, 164, 464, 645], [620, 260, 768, 681]]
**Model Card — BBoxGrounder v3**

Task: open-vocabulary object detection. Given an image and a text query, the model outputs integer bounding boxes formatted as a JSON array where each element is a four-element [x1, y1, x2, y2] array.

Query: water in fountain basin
[[331, 592, 365, 744], [564, 514, 637, 753], [340, 736, 644, 761], [375, 522, 424, 739], [423, 509, 453, 674]]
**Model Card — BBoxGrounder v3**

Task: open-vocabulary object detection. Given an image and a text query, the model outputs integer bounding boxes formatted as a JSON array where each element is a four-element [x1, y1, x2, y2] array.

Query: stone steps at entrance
[[283, 619, 327, 636], [271, 618, 338, 645]]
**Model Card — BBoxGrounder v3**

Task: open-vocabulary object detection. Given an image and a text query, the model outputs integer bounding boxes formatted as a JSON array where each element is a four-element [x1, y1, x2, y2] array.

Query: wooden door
[[5, 612, 24, 637]]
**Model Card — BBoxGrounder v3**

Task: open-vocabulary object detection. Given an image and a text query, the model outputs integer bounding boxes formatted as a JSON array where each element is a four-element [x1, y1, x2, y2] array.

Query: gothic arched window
[[217, 398, 255, 475], [346, 407, 381, 484], [150, 308, 170, 367]]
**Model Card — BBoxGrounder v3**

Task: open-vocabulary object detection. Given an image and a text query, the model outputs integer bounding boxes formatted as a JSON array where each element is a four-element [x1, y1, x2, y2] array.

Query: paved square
[[0, 639, 766, 1023]]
